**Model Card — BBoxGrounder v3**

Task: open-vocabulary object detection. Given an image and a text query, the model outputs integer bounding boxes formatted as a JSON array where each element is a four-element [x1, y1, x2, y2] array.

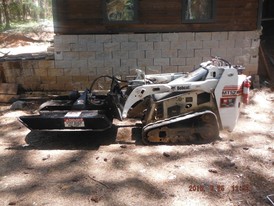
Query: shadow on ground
[[14, 125, 143, 150]]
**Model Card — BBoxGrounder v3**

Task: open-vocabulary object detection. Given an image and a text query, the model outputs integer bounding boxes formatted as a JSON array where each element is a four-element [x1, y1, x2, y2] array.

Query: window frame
[[103, 0, 138, 23], [182, 0, 216, 23]]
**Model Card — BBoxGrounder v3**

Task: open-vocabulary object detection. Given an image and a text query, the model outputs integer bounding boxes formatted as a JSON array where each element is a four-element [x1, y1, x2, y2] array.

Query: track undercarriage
[[142, 111, 219, 144]]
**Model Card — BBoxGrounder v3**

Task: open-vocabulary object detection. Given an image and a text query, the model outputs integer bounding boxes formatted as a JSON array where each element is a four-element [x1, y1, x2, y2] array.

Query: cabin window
[[182, 0, 215, 23], [104, 0, 138, 23]]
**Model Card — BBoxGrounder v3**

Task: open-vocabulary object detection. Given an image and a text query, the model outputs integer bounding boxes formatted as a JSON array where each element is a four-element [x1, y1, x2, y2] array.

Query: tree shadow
[[20, 126, 119, 150]]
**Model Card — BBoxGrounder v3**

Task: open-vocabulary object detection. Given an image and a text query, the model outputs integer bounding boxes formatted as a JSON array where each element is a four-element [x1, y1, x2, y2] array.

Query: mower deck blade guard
[[18, 110, 112, 131]]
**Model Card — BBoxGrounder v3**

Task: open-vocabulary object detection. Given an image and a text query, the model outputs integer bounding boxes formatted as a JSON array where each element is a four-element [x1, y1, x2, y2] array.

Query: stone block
[[178, 32, 195, 41], [57, 76, 72, 84], [62, 35, 78, 44], [113, 67, 130, 76], [162, 50, 178, 58], [48, 68, 64, 77], [187, 40, 203, 49], [138, 42, 153, 51], [70, 42, 88, 52], [40, 76, 57, 84], [96, 51, 112, 60], [96, 67, 113, 76], [38, 60, 55, 69], [95, 35, 112, 43], [88, 42, 104, 52], [54, 35, 62, 45], [0, 83, 18, 94], [212, 32, 228, 40], [121, 59, 137, 67], [121, 42, 137, 50], [46, 83, 66, 91], [54, 43, 71, 52], [162, 66, 178, 73], [78, 35, 95, 43], [104, 59, 121, 67], [138, 58, 153, 67], [63, 52, 80, 60], [23, 76, 40, 84], [154, 58, 170, 66], [227, 48, 243, 57], [163, 33, 179, 42], [186, 57, 203, 67], [178, 49, 194, 58], [178, 65, 194, 72], [34, 68, 48, 77], [129, 50, 145, 59], [235, 38, 251, 48], [154, 42, 170, 50], [81, 81, 91, 90], [228, 31, 244, 40], [104, 42, 121, 51], [80, 68, 96, 76], [21, 60, 38, 70], [88, 59, 104, 68], [72, 76, 88, 83], [219, 40, 235, 48], [170, 41, 187, 50], [203, 40, 219, 49], [211, 48, 227, 58], [0, 94, 19, 103], [55, 60, 72, 69], [146, 50, 161, 58], [80, 51, 96, 60], [244, 30, 261, 39], [129, 34, 145, 42], [250, 55, 259, 64], [195, 49, 211, 57], [3, 68, 15, 78], [170, 58, 186, 66], [234, 55, 250, 65], [146, 33, 162, 42], [4, 76, 16, 83], [8, 61, 22, 70], [243, 47, 259, 56], [63, 68, 80, 76], [195, 32, 212, 41], [15, 76, 24, 84], [244, 64, 258, 75], [112, 34, 129, 42], [113, 50, 129, 59], [71, 60, 88, 70], [21, 68, 34, 77], [145, 66, 161, 74], [251, 38, 260, 48]]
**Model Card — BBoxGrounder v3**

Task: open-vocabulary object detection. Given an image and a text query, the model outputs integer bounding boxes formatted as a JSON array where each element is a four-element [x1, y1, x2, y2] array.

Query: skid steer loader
[[19, 57, 250, 144]]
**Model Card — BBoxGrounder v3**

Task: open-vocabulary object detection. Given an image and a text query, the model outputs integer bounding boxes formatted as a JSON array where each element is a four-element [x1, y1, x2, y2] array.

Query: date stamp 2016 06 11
[[188, 184, 251, 193]]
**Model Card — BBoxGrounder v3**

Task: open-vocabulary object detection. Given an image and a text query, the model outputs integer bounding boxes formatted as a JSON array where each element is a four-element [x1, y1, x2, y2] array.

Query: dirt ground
[[0, 89, 273, 206], [0, 21, 53, 57]]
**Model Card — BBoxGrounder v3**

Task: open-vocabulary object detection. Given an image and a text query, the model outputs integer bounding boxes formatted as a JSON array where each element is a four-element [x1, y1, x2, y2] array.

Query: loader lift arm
[[122, 79, 218, 118]]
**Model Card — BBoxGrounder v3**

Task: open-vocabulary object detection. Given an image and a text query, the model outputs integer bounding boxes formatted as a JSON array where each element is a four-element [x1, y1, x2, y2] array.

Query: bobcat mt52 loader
[[19, 57, 250, 144]]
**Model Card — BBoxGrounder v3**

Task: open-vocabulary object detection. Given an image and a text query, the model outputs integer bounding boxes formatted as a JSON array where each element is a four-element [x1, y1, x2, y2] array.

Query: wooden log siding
[[52, 0, 259, 34]]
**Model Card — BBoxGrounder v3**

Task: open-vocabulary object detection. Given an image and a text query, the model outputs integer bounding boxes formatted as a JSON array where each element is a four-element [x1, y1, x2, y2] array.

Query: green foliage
[[0, 0, 52, 31]]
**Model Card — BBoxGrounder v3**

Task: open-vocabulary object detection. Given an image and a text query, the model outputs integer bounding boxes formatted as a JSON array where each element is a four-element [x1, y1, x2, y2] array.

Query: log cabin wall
[[2, 0, 261, 92], [52, 0, 259, 34]]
